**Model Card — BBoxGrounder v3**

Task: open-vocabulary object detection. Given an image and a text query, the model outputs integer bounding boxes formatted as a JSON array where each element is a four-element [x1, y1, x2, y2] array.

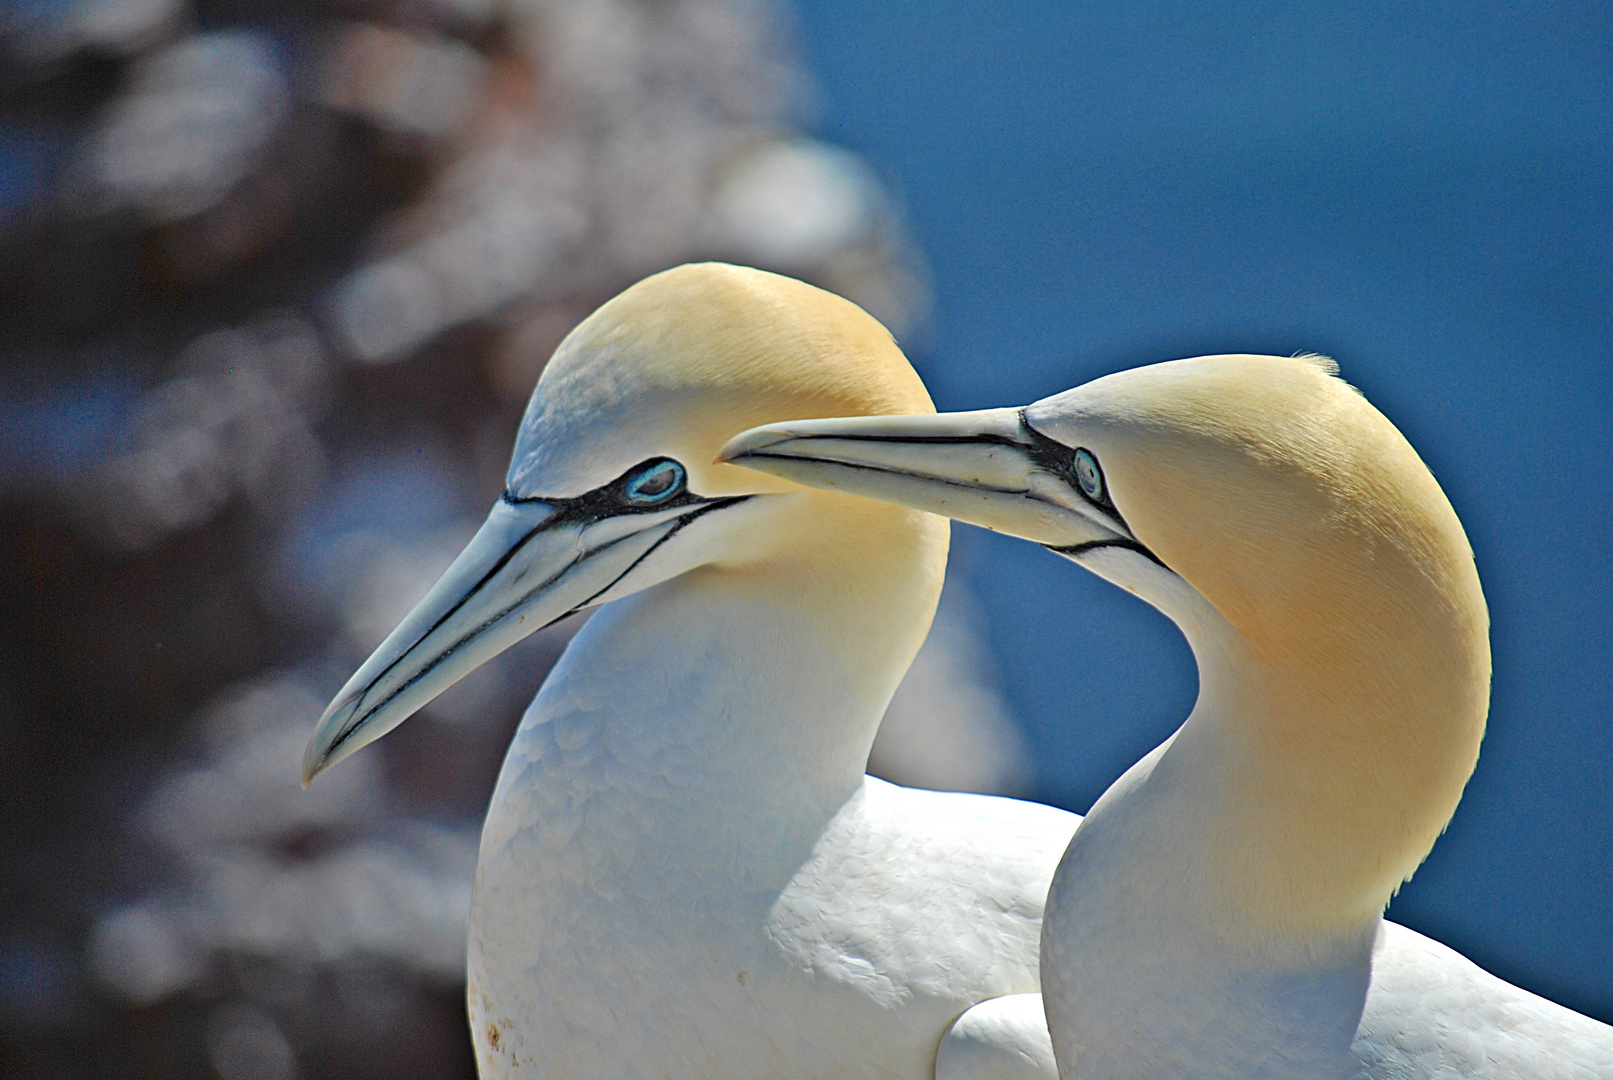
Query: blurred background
[[1, 1, 1608, 1076]]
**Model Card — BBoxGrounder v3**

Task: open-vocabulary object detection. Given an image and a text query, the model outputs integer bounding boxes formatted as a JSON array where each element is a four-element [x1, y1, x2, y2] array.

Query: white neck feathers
[[485, 491, 948, 864]]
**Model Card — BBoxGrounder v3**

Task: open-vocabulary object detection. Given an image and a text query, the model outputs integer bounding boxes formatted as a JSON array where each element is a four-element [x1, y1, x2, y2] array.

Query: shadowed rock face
[[0, 3, 1023, 1077]]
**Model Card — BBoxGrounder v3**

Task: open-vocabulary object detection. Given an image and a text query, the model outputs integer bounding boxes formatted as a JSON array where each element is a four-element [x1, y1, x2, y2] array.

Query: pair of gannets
[[304, 264, 1612, 1077]]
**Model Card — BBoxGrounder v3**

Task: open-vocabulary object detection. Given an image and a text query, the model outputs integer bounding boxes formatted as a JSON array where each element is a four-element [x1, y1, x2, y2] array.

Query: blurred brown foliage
[[0, 2, 996, 1075]]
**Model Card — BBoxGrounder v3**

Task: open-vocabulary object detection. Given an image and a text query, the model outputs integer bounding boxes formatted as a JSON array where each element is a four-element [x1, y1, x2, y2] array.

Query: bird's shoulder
[[936, 993, 1058, 1080], [1352, 920, 1613, 1078], [855, 777, 1080, 868], [796, 777, 1079, 913], [760, 779, 1079, 1007]]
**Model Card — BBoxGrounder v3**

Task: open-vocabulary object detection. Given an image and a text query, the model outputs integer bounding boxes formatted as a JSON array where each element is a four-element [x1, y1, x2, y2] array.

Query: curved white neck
[[1042, 543, 1487, 1074], [547, 573, 902, 813], [1070, 537, 1486, 937], [479, 496, 947, 882]]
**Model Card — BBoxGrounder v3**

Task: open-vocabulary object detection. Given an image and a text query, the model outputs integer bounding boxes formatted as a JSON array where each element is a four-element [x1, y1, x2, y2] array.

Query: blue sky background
[[793, 1, 1613, 1022]]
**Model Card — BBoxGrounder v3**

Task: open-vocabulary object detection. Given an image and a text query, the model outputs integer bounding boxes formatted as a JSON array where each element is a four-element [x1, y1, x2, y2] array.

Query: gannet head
[[724, 354, 1491, 929], [303, 263, 938, 784], [723, 352, 1486, 671]]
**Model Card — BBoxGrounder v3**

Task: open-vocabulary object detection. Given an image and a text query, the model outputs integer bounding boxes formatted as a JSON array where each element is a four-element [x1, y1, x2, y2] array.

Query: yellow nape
[[511, 263, 934, 499], [1086, 354, 1492, 935]]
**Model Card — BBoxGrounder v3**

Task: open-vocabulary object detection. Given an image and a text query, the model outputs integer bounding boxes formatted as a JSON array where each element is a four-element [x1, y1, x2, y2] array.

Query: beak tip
[[300, 744, 325, 788], [300, 699, 350, 789]]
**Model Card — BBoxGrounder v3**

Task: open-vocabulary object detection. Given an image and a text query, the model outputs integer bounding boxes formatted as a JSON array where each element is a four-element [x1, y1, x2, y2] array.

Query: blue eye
[[1073, 448, 1106, 504], [623, 460, 685, 504]]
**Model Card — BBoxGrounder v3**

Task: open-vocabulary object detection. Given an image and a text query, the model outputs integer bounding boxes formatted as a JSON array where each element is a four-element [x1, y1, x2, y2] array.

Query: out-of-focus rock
[[703, 135, 930, 341], [139, 676, 381, 850], [89, 903, 208, 1006], [85, 312, 330, 549], [207, 1002, 302, 1080], [74, 30, 290, 224], [1, 1, 1016, 1075], [331, 0, 925, 367], [89, 670, 478, 1010], [706, 138, 879, 272], [4, 0, 188, 66], [318, 24, 490, 141], [330, 135, 590, 363]]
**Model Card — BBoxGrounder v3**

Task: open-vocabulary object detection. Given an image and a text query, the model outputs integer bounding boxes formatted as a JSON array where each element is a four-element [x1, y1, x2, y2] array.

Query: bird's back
[[1352, 921, 1613, 1079], [753, 778, 1078, 1078], [469, 769, 1077, 1079]]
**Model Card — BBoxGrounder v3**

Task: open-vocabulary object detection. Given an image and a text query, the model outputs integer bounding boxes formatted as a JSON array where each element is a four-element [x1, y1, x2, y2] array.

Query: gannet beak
[[302, 491, 722, 784], [718, 408, 1138, 555]]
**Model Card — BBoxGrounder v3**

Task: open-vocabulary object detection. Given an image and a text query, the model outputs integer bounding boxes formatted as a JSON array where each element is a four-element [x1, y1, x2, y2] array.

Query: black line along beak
[[302, 488, 741, 784], [718, 408, 1143, 556]]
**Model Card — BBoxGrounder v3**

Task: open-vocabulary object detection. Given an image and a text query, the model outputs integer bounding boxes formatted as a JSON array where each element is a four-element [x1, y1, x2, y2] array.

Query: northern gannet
[[721, 354, 1613, 1078], [301, 263, 1073, 1079]]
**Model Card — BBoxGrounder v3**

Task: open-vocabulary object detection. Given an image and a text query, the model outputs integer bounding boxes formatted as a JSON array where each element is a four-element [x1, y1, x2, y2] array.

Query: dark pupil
[[635, 468, 674, 496], [1076, 452, 1102, 497]]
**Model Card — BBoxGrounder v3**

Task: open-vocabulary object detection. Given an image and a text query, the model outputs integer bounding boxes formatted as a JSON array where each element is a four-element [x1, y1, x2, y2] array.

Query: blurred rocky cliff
[[0, 2, 1024, 1076]]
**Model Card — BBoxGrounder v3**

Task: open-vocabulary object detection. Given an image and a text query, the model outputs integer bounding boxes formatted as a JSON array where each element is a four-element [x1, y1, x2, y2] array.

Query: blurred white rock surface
[[78, 31, 290, 223]]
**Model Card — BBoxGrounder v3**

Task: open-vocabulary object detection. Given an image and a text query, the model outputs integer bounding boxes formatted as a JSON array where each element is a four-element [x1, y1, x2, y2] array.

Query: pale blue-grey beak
[[302, 491, 716, 784], [717, 408, 1139, 555]]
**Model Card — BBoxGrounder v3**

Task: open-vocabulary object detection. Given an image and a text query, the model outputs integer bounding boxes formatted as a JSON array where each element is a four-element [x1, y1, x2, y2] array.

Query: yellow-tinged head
[[512, 262, 934, 500], [304, 263, 945, 784], [723, 353, 1491, 934], [1035, 354, 1486, 679]]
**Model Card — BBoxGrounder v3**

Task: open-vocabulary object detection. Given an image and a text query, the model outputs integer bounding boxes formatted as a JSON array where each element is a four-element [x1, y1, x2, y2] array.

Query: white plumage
[[304, 263, 1070, 1079], [723, 352, 1613, 1078]]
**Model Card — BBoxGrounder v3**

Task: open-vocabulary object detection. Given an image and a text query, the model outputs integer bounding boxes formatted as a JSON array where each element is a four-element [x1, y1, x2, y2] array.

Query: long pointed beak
[[302, 495, 698, 784], [717, 408, 1132, 551]]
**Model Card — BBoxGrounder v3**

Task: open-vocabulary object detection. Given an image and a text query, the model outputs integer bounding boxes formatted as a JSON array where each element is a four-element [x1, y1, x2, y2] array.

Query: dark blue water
[[795, 0, 1613, 1022]]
